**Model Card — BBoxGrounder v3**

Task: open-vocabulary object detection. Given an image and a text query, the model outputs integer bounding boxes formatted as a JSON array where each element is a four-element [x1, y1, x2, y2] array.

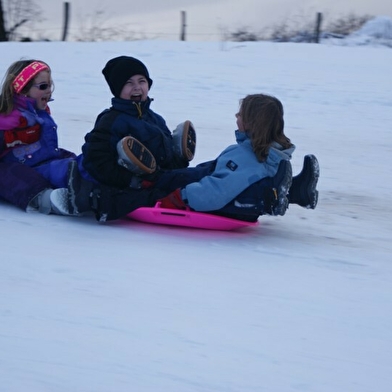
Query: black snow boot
[[289, 154, 319, 209], [67, 160, 95, 215], [270, 159, 293, 216]]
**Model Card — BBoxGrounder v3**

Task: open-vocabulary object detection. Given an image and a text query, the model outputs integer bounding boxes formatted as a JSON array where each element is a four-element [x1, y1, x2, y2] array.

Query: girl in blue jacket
[[142, 93, 319, 221]]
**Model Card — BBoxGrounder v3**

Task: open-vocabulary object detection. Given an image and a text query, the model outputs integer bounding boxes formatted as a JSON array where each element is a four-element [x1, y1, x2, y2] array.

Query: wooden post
[[314, 12, 322, 43], [62, 2, 70, 41], [0, 0, 7, 41], [180, 11, 186, 41]]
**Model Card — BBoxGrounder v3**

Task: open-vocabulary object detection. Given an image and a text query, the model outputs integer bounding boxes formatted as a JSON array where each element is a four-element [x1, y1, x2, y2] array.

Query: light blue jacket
[[182, 130, 295, 211]]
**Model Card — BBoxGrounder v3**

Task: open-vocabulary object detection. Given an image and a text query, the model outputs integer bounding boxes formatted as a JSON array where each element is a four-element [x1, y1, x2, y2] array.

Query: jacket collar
[[235, 129, 249, 143], [14, 94, 36, 110], [111, 96, 153, 118]]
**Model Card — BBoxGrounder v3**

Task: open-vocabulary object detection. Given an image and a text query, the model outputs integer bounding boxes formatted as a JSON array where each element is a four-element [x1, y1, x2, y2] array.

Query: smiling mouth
[[40, 96, 52, 105], [131, 95, 142, 101]]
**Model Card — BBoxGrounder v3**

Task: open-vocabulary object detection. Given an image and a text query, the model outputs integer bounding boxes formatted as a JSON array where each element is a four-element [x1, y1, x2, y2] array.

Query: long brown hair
[[0, 59, 51, 114], [239, 94, 292, 162]]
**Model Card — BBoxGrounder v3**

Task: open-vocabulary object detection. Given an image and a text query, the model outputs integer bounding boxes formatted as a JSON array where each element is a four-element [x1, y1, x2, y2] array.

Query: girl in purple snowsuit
[[0, 59, 76, 213]]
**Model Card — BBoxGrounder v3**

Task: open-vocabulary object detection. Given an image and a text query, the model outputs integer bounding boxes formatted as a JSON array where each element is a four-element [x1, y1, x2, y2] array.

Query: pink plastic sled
[[127, 202, 259, 231]]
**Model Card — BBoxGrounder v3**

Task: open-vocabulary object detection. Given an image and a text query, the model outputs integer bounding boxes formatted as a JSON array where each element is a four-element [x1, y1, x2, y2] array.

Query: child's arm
[[3, 119, 41, 147], [1, 116, 41, 150], [82, 126, 136, 188]]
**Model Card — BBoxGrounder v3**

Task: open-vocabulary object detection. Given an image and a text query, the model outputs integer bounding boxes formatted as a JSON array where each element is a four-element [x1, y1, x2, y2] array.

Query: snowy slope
[[1, 33, 392, 391]]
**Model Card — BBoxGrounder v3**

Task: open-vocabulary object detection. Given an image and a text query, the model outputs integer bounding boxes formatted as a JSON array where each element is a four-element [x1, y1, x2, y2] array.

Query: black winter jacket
[[82, 97, 184, 188]]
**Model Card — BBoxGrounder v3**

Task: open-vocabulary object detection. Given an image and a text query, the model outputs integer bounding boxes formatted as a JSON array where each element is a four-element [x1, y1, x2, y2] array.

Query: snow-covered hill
[[1, 28, 391, 391]]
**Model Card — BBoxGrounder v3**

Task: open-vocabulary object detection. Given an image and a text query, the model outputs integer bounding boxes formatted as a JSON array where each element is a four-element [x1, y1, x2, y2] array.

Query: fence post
[[0, 0, 7, 41], [62, 2, 70, 41], [314, 12, 322, 43], [180, 11, 186, 41]]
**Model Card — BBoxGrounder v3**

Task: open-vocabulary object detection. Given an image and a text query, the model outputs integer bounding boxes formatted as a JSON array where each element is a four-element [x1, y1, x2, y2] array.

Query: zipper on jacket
[[133, 102, 143, 119]]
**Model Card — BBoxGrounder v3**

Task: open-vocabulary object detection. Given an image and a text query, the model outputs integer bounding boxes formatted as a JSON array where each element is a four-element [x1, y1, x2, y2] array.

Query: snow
[[326, 15, 392, 47], [1, 19, 392, 392], [354, 16, 392, 39]]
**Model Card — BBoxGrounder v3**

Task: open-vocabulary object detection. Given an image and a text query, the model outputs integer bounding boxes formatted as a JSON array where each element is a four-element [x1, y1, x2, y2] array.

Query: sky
[[0, 22, 392, 391], [12, 0, 392, 41]]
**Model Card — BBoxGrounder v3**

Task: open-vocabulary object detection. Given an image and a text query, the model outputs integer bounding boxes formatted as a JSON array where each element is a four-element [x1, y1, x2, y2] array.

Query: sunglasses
[[32, 82, 52, 91]]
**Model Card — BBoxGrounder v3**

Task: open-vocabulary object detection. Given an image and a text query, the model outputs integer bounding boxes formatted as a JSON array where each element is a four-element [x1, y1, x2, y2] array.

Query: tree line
[[0, 0, 375, 43]]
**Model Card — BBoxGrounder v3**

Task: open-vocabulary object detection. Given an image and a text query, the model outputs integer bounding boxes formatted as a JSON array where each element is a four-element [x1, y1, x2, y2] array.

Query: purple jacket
[[0, 96, 76, 188]]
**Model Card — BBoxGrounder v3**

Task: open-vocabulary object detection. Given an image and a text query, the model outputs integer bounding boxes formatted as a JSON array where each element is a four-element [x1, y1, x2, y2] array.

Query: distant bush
[[224, 13, 374, 43], [325, 14, 373, 36], [228, 29, 259, 42], [267, 20, 315, 43]]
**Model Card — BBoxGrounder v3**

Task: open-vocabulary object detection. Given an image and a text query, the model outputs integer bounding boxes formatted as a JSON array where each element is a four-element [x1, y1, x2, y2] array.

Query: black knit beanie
[[102, 56, 153, 97]]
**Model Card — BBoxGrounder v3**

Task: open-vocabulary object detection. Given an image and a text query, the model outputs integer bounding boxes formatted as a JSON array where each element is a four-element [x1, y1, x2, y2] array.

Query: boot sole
[[173, 120, 196, 161], [182, 121, 196, 161], [121, 137, 157, 174], [50, 188, 74, 215]]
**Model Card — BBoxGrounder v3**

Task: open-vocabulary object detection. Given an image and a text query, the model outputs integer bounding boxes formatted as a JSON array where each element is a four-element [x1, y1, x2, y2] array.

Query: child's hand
[[159, 189, 188, 210]]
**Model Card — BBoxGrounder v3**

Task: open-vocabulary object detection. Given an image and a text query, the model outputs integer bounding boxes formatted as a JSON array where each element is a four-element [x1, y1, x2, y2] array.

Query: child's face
[[120, 74, 149, 101], [236, 111, 245, 132], [26, 70, 52, 110]]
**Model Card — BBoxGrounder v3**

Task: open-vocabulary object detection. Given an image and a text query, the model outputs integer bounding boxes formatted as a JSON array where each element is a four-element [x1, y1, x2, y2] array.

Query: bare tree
[[73, 9, 119, 41], [0, 0, 43, 41]]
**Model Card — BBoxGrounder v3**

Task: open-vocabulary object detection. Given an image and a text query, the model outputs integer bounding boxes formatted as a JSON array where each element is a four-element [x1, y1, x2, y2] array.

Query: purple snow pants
[[0, 162, 52, 210]]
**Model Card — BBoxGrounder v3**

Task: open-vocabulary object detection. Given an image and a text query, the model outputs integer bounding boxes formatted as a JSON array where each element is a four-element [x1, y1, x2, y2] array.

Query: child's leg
[[270, 159, 292, 216], [210, 159, 292, 221], [151, 160, 216, 194], [0, 162, 52, 211], [34, 157, 74, 188]]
